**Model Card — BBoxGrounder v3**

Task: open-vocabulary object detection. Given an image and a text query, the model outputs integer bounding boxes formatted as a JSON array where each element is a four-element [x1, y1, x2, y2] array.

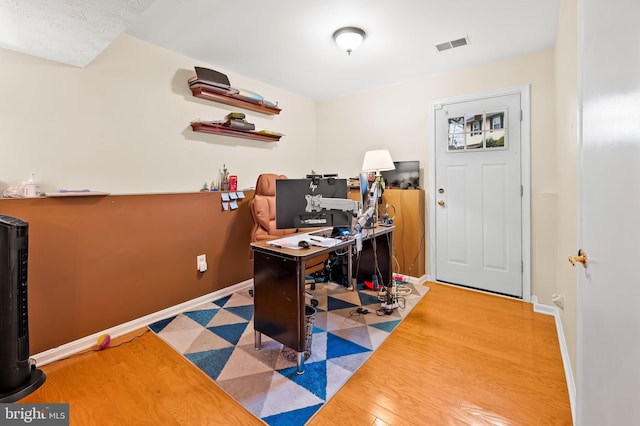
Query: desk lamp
[[361, 149, 395, 225]]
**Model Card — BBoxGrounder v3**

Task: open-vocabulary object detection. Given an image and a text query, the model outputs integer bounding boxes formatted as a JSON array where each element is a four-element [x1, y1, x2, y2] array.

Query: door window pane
[[469, 116, 483, 136], [485, 111, 506, 149], [466, 114, 484, 150], [447, 117, 465, 151]]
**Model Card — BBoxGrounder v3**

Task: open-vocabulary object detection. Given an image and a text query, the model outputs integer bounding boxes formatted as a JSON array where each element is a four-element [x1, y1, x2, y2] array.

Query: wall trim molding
[[531, 295, 576, 425], [32, 279, 254, 367]]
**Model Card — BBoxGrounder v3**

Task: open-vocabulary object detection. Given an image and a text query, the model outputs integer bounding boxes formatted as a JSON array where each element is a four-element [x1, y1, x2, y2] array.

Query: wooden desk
[[250, 225, 394, 374]]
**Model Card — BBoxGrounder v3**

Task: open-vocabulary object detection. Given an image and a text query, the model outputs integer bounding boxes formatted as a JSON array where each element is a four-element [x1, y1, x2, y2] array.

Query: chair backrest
[[249, 173, 296, 243]]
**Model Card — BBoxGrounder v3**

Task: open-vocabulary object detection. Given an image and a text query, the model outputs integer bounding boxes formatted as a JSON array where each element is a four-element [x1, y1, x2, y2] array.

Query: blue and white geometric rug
[[148, 281, 429, 425]]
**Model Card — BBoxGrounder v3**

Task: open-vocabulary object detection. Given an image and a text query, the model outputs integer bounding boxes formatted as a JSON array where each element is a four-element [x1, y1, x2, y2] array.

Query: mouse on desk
[[298, 240, 310, 249]]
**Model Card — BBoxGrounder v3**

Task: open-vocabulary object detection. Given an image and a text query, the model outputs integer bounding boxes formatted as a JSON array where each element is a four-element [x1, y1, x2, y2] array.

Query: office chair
[[248, 174, 327, 302], [249, 173, 293, 243]]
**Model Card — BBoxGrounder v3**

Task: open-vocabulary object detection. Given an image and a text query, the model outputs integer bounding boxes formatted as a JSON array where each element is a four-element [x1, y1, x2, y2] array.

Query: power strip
[[381, 301, 399, 310]]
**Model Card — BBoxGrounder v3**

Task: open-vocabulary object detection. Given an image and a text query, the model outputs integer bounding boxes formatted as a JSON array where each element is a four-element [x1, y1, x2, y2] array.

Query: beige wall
[[317, 49, 558, 301], [555, 0, 579, 376], [0, 34, 317, 194]]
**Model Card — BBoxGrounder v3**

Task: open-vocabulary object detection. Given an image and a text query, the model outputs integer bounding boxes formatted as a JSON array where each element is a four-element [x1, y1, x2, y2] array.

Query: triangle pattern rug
[[149, 281, 429, 425]]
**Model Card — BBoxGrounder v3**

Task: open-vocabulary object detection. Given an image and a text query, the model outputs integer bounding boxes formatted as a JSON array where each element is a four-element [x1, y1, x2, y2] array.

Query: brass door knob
[[437, 200, 445, 207], [568, 249, 587, 267]]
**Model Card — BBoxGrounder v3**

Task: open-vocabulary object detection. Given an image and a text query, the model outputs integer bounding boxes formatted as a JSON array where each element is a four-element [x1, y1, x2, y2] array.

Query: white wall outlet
[[197, 254, 207, 272], [551, 293, 565, 309]]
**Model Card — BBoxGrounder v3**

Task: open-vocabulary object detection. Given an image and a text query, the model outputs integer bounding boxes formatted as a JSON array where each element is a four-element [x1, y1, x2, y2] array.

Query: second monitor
[[276, 178, 350, 229]]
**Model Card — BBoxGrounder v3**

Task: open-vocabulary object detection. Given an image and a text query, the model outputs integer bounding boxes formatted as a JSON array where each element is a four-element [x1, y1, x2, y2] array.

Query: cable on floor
[[44, 329, 151, 365], [345, 307, 370, 325]]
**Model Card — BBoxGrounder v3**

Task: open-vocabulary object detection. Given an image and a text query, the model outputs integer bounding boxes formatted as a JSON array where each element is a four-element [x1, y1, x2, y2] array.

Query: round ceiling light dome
[[332, 27, 366, 55]]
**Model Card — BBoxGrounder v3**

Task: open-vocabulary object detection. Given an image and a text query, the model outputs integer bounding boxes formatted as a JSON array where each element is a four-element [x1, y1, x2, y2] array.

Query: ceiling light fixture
[[333, 27, 366, 55]]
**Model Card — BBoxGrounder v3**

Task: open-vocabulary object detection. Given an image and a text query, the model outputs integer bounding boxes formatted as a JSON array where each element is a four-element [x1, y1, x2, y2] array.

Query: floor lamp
[[361, 149, 395, 225]]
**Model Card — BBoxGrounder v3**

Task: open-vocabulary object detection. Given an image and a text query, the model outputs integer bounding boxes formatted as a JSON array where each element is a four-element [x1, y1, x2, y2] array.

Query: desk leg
[[348, 246, 354, 290], [296, 352, 304, 375], [254, 330, 262, 350], [388, 231, 394, 285]]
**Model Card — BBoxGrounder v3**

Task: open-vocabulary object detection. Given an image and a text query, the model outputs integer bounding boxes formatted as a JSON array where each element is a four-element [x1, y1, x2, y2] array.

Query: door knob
[[437, 200, 445, 207], [568, 249, 587, 267]]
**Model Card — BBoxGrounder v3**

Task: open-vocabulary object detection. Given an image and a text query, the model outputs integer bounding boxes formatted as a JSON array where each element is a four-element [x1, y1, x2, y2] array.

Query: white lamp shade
[[361, 149, 395, 173], [333, 27, 366, 54]]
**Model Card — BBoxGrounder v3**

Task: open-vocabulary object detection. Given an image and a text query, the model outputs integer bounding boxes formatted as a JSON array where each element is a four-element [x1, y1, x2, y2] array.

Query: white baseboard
[[531, 295, 576, 425], [32, 279, 254, 367]]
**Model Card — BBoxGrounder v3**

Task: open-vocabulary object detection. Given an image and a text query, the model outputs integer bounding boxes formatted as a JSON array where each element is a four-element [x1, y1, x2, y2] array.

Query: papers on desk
[[267, 234, 307, 249], [307, 235, 342, 247], [267, 232, 343, 249]]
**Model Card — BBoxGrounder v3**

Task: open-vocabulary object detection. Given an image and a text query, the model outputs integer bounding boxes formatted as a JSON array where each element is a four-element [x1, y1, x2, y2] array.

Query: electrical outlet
[[197, 254, 206, 272], [551, 293, 565, 308]]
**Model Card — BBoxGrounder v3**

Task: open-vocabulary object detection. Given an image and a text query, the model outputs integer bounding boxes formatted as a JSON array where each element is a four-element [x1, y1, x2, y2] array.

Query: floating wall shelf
[[189, 83, 282, 115], [190, 122, 282, 142]]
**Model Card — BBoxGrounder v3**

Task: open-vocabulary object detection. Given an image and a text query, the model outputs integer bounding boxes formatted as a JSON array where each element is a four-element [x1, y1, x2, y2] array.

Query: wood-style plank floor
[[21, 282, 573, 425]]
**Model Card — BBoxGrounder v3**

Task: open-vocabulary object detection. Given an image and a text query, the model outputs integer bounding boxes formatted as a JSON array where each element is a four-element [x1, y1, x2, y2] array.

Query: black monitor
[[276, 178, 350, 229], [381, 161, 420, 189]]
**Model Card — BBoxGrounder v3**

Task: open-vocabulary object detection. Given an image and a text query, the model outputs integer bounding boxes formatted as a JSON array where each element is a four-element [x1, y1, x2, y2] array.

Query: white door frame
[[428, 84, 531, 302]]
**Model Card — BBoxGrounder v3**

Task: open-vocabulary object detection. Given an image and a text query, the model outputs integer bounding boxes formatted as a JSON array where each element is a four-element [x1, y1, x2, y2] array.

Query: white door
[[434, 93, 522, 297], [577, 0, 640, 423]]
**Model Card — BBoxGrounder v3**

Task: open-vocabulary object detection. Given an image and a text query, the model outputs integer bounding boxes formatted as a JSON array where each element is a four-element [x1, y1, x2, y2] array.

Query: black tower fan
[[0, 214, 45, 402]]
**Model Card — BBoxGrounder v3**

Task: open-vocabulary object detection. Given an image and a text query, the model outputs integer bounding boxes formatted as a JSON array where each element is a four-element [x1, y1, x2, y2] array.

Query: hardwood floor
[[21, 282, 573, 425]]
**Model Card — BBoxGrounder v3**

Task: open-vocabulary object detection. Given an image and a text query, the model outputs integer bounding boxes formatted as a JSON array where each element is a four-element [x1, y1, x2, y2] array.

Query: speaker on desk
[[0, 214, 45, 402]]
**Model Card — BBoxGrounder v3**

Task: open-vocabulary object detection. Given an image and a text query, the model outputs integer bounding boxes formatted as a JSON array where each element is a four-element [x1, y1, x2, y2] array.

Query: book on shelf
[[224, 119, 255, 131], [225, 112, 246, 120]]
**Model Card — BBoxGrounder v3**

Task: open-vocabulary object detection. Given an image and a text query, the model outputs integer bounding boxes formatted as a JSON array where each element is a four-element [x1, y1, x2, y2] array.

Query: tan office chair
[[249, 173, 327, 276], [249, 173, 292, 243]]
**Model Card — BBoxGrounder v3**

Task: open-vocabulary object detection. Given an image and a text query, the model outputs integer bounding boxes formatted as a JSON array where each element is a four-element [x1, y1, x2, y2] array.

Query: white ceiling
[[1, 0, 561, 100], [0, 0, 155, 67]]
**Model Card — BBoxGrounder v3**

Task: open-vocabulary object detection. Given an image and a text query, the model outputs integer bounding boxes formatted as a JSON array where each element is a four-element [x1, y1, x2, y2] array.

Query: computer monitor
[[276, 178, 350, 229], [381, 161, 420, 189]]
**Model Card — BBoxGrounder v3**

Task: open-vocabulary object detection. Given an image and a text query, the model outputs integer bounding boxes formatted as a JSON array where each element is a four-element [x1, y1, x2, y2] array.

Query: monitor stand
[[362, 216, 376, 229]]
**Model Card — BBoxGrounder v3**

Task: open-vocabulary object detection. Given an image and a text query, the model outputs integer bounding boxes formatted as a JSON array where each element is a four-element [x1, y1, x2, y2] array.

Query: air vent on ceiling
[[436, 36, 469, 52]]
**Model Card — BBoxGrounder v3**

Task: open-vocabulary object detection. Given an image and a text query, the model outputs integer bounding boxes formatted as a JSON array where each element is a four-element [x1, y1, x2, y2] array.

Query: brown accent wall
[[0, 191, 255, 354]]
